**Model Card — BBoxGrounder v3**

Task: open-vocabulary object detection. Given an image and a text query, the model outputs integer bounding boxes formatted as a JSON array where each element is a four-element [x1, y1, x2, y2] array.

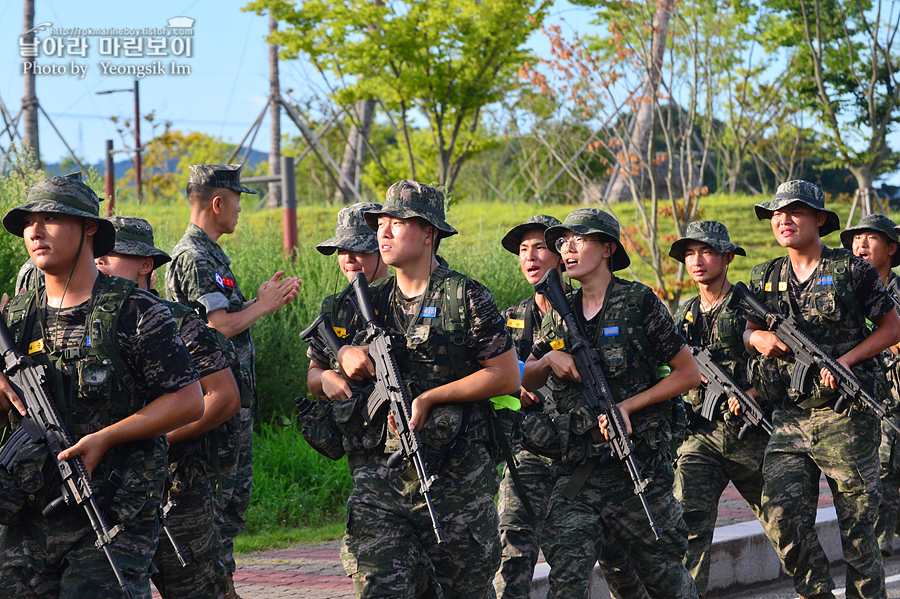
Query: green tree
[[246, 0, 551, 193], [762, 0, 900, 214]]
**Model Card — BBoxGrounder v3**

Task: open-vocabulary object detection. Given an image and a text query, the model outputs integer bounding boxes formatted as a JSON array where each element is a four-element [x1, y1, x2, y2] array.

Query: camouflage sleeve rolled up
[[167, 252, 231, 315], [307, 295, 337, 368], [118, 290, 200, 401], [641, 291, 686, 365], [464, 277, 514, 362], [179, 310, 230, 379], [850, 254, 894, 322]]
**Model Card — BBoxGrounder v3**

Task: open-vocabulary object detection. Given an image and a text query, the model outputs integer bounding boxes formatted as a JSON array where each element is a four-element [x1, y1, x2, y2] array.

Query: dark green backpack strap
[[89, 276, 138, 405], [830, 250, 866, 329]]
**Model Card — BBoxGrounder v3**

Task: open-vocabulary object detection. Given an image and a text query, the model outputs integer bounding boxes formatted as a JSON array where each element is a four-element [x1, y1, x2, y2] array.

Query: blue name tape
[[603, 326, 619, 337], [421, 306, 437, 318], [820, 276, 833, 285]]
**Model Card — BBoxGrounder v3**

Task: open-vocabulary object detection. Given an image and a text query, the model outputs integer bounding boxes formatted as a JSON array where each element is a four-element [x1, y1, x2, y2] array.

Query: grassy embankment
[[0, 186, 890, 551]]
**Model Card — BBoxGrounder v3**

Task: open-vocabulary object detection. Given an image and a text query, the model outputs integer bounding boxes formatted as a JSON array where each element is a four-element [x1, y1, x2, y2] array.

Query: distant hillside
[[43, 147, 269, 179]]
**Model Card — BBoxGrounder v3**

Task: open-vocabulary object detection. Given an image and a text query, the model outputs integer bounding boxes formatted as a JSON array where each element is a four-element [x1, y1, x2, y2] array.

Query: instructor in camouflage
[[96, 216, 241, 599], [165, 164, 301, 598], [669, 220, 779, 598], [744, 180, 900, 599], [335, 180, 519, 599]]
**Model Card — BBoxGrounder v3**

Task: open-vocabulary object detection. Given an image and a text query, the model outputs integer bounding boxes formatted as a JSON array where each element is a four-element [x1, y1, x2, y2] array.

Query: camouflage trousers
[[213, 406, 253, 574], [340, 441, 500, 599], [152, 459, 227, 599], [876, 413, 900, 557], [543, 451, 697, 599], [762, 406, 884, 599], [673, 418, 775, 599], [494, 447, 648, 599], [0, 499, 160, 599]]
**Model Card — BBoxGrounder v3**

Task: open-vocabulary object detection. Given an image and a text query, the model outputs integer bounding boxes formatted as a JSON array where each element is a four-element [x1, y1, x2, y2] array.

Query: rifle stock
[[0, 316, 136, 599], [534, 269, 661, 540], [731, 281, 900, 435], [348, 272, 446, 544]]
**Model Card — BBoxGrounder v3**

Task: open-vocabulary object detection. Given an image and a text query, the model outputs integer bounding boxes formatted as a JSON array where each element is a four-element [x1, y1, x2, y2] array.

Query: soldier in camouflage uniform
[[495, 215, 648, 599], [0, 175, 204, 599], [743, 181, 900, 599], [335, 180, 519, 599], [165, 165, 301, 598], [668, 221, 779, 598], [522, 208, 700, 599], [839, 214, 900, 558], [308, 202, 389, 402], [95, 216, 241, 599]]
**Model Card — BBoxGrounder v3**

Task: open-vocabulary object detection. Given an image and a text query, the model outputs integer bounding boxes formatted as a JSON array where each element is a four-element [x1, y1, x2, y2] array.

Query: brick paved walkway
[[200, 477, 836, 598]]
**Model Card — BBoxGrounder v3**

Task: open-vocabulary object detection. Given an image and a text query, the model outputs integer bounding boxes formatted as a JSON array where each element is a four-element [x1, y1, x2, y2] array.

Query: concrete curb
[[530, 507, 844, 599]]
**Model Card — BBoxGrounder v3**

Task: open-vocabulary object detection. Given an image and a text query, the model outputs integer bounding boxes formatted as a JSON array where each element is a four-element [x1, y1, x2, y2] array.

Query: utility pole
[[96, 82, 141, 202], [268, 14, 282, 209], [22, 0, 40, 169]]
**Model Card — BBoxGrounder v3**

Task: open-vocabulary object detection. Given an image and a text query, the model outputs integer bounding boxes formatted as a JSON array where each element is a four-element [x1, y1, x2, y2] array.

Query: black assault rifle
[[731, 281, 900, 434], [348, 271, 446, 543], [0, 316, 136, 599], [534, 269, 661, 540], [690, 346, 774, 438]]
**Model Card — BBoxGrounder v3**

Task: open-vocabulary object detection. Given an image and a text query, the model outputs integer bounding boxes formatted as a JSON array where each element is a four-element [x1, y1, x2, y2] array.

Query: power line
[[45, 112, 261, 127]]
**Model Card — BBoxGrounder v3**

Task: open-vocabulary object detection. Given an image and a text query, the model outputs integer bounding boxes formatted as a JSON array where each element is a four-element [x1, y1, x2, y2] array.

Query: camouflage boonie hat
[[364, 180, 457, 239], [501, 214, 562, 255], [2, 173, 116, 257], [841, 213, 900, 267], [316, 202, 381, 256], [754, 180, 840, 236], [668, 220, 746, 263], [109, 216, 171, 271], [544, 208, 630, 271], [188, 164, 257, 194]]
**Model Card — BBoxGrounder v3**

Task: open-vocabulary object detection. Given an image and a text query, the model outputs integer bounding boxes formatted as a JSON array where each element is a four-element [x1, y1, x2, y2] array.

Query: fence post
[[105, 140, 115, 216], [281, 155, 297, 259]]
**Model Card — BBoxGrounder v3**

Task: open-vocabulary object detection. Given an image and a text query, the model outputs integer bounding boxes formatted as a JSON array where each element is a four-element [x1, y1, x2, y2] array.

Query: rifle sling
[[490, 408, 535, 518], [562, 456, 599, 500]]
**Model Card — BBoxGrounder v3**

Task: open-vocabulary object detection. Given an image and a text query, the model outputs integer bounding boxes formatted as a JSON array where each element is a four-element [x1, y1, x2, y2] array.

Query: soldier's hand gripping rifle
[[0, 316, 136, 599], [534, 269, 661, 540], [691, 346, 774, 439], [347, 272, 446, 544], [731, 281, 900, 434]]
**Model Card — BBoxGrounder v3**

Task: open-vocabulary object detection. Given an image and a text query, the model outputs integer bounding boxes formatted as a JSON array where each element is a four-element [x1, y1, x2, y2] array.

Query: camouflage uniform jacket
[[748, 246, 893, 409], [362, 264, 512, 456], [166, 222, 256, 400], [4, 273, 199, 520], [673, 287, 750, 426], [539, 277, 685, 463]]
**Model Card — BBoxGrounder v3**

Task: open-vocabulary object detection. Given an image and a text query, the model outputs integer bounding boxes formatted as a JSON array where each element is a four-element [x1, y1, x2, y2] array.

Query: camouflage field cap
[[754, 180, 840, 236], [501, 214, 562, 255], [544, 207, 630, 271], [668, 220, 746, 263], [840, 213, 900, 267], [188, 164, 257, 194], [364, 180, 457, 239], [109, 216, 172, 270], [2, 173, 116, 257], [316, 202, 382, 256]]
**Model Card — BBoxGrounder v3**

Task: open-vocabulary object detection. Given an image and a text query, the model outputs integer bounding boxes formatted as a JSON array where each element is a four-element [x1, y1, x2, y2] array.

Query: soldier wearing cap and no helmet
[[495, 215, 649, 599], [838, 214, 900, 558], [307, 202, 389, 403], [743, 181, 900, 599], [95, 216, 240, 599], [165, 165, 301, 598], [0, 176, 204, 599], [334, 180, 519, 599], [668, 221, 780, 598], [522, 208, 700, 599]]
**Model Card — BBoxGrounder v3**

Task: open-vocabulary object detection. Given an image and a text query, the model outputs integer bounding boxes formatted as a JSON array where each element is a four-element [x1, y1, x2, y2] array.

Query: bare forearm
[[420, 349, 519, 407], [522, 353, 551, 391], [168, 371, 239, 445], [619, 347, 699, 414], [100, 382, 204, 448], [207, 302, 269, 338]]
